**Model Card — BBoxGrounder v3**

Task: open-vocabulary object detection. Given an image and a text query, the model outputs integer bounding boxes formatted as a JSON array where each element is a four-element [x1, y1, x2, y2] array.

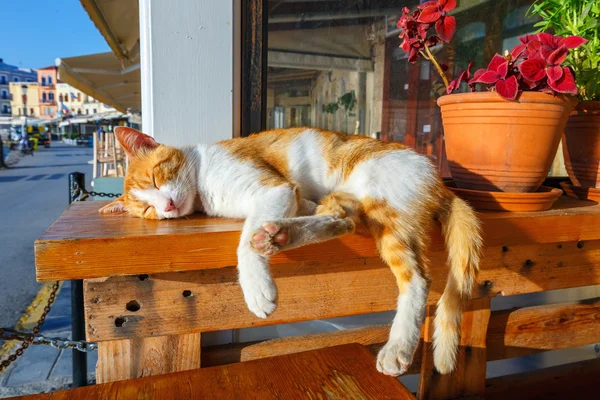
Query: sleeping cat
[[100, 126, 482, 377]]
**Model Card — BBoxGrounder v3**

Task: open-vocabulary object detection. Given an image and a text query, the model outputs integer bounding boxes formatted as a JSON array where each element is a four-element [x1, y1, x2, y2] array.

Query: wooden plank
[[240, 324, 390, 362], [9, 344, 415, 400], [36, 197, 600, 281], [96, 333, 201, 383], [418, 298, 491, 400], [487, 297, 600, 360], [485, 358, 600, 400], [203, 298, 600, 370], [85, 240, 600, 341]]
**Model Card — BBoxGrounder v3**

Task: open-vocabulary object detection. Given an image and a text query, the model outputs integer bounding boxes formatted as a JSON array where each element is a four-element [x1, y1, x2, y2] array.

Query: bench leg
[[96, 333, 201, 383], [418, 298, 491, 400]]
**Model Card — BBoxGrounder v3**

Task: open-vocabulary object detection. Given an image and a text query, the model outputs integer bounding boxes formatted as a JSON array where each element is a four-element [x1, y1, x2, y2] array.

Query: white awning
[[58, 110, 127, 126], [80, 0, 139, 62], [56, 52, 141, 113]]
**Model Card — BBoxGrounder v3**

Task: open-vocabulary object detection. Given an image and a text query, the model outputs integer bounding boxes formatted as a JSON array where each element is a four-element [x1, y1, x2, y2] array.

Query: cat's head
[[99, 127, 196, 219]]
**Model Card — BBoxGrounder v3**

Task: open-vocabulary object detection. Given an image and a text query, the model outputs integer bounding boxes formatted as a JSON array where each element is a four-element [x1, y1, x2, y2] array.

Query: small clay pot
[[562, 101, 600, 188], [438, 92, 576, 193]]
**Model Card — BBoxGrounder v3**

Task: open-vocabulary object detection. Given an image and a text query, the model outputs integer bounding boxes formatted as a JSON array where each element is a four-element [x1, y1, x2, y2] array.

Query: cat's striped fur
[[100, 126, 482, 376]]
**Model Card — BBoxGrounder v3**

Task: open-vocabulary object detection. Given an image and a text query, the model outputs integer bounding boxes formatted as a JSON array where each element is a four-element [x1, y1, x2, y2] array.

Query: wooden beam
[[96, 333, 201, 383], [36, 198, 600, 281], [84, 242, 600, 341], [485, 358, 600, 400], [197, 298, 600, 370], [418, 298, 491, 400], [487, 297, 600, 360]]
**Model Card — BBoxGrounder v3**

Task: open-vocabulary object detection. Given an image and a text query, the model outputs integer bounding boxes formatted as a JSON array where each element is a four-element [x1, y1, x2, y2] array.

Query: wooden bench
[[7, 344, 415, 399], [34, 198, 600, 399]]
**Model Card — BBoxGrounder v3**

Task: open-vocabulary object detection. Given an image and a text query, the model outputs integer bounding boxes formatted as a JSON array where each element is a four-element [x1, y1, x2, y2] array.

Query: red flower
[[518, 34, 586, 95], [397, 3, 442, 63], [417, 0, 457, 42], [447, 62, 474, 94], [473, 54, 519, 100]]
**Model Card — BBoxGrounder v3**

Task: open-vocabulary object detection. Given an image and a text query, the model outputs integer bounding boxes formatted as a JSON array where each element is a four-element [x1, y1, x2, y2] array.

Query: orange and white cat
[[101, 126, 482, 376]]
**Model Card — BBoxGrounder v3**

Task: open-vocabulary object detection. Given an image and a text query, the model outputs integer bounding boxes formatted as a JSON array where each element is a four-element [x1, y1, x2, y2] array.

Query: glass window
[[13, 77, 19, 82], [0, 75, 7, 84], [41, 77, 46, 86], [49, 92, 54, 100], [43, 92, 47, 102], [2, 104, 9, 114], [265, 0, 539, 172], [77, 93, 81, 102], [1, 90, 7, 99], [93, 108, 97, 114], [49, 76, 53, 85]]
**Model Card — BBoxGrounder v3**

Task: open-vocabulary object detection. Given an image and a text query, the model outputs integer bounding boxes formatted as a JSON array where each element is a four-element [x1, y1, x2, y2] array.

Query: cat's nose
[[164, 199, 177, 212]]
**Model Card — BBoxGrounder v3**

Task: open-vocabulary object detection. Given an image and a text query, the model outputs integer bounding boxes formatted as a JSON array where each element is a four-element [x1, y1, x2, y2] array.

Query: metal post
[[68, 172, 88, 387], [0, 134, 7, 169], [68, 172, 85, 204]]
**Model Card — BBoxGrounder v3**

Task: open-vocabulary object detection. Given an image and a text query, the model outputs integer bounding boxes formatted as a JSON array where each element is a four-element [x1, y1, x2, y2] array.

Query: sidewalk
[[0, 282, 97, 398]]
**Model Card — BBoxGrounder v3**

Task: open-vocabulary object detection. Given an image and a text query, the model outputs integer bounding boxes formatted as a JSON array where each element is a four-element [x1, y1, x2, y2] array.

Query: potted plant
[[397, 0, 585, 198], [529, 0, 600, 192]]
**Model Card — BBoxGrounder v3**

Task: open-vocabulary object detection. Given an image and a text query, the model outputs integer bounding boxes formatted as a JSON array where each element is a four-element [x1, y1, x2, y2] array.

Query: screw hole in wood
[[115, 317, 127, 327], [182, 290, 193, 298], [126, 300, 141, 312]]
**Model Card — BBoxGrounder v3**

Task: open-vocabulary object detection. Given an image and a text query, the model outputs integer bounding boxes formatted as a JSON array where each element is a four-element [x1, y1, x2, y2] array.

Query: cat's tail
[[434, 189, 482, 374]]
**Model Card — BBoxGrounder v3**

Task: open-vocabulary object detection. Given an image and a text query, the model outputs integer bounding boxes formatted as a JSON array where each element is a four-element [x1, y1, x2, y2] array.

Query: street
[[0, 143, 92, 329]]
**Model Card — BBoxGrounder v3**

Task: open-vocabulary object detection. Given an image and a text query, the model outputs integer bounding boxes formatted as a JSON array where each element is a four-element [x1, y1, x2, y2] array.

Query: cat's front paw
[[376, 341, 413, 377], [239, 274, 278, 319], [250, 222, 289, 256]]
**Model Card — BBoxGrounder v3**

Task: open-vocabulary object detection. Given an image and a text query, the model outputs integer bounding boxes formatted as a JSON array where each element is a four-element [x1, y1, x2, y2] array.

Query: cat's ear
[[99, 195, 127, 214], [114, 127, 159, 158]]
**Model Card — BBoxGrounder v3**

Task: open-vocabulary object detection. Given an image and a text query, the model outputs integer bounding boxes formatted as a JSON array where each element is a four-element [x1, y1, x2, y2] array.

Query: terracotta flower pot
[[562, 101, 600, 188], [438, 92, 576, 192]]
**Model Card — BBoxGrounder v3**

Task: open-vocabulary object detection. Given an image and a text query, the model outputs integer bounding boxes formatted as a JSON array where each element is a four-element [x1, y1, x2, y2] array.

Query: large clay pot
[[438, 92, 576, 192], [562, 101, 600, 188]]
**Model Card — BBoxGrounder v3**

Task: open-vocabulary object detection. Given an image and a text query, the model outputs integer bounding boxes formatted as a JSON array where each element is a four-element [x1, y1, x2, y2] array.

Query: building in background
[[0, 58, 37, 135], [9, 81, 40, 118], [56, 83, 85, 116], [82, 95, 113, 115], [37, 66, 58, 118]]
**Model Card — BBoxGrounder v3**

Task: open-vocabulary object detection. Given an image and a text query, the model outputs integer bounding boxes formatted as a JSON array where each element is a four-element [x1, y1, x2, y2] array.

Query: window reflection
[[267, 0, 538, 173]]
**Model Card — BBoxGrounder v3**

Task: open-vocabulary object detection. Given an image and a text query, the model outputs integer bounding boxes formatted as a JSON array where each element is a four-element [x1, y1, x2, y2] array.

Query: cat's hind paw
[[376, 342, 412, 377], [240, 276, 278, 319], [250, 222, 289, 256]]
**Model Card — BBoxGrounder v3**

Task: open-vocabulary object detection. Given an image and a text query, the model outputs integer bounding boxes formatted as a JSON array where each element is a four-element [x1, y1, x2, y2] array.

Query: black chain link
[[1, 282, 60, 373], [87, 191, 121, 198]]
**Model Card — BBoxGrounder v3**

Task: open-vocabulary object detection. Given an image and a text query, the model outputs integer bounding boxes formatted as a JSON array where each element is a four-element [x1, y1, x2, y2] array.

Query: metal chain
[[0, 282, 97, 374], [0, 328, 98, 353], [87, 191, 121, 198]]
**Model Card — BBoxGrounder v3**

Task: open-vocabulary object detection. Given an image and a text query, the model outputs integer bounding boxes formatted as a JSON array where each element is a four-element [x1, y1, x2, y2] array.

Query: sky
[[0, 0, 110, 69]]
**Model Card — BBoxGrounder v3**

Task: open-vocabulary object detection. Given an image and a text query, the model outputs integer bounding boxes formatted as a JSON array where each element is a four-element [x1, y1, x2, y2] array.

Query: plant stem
[[424, 43, 449, 89]]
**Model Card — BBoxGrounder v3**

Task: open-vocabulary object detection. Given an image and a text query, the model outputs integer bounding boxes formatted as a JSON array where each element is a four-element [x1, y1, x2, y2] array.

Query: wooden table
[[34, 197, 600, 399], [8, 344, 415, 399]]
